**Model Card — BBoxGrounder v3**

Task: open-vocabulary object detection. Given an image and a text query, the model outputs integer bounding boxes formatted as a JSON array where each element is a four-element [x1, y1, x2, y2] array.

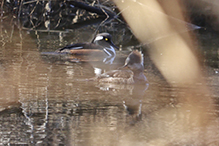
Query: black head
[[92, 33, 112, 43], [92, 33, 119, 56]]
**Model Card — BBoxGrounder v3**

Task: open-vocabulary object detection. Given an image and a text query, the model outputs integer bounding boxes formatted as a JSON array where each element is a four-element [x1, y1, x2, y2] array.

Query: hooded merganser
[[56, 32, 119, 64], [92, 50, 148, 84]]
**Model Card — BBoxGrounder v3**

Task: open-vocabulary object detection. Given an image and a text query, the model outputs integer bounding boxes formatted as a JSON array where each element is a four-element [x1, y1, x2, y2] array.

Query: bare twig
[[0, 0, 4, 18], [18, 0, 23, 18], [23, 0, 38, 5], [29, 0, 39, 15]]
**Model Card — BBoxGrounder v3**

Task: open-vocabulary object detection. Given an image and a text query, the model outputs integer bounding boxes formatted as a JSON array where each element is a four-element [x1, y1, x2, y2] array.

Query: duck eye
[[105, 38, 108, 41]]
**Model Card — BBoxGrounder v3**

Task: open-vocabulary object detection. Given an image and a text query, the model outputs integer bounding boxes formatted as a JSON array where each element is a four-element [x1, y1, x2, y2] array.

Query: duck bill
[[118, 64, 128, 70]]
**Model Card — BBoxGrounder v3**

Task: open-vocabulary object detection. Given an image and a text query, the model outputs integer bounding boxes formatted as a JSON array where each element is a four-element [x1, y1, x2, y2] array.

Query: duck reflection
[[96, 82, 149, 96], [123, 100, 142, 124], [95, 82, 148, 125]]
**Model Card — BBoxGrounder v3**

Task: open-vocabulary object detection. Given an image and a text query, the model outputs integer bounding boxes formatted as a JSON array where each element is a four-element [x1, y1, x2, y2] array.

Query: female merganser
[[93, 50, 148, 84]]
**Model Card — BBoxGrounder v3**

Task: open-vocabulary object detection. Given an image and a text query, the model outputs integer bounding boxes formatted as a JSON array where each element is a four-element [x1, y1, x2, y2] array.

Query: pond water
[[0, 8, 219, 146]]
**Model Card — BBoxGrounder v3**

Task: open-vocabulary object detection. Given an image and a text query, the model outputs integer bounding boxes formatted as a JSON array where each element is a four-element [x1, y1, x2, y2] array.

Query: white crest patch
[[94, 36, 103, 42]]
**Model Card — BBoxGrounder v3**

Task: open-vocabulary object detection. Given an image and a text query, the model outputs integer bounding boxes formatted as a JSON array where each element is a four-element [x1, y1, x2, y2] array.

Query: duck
[[56, 32, 119, 64], [92, 50, 148, 84]]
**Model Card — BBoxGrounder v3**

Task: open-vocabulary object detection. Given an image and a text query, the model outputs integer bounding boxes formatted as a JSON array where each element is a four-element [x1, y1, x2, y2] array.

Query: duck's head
[[121, 50, 144, 73], [92, 33, 119, 56]]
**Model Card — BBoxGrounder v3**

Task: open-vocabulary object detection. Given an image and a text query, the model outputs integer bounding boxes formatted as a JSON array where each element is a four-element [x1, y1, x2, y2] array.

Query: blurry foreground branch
[[113, 0, 216, 145], [114, 0, 200, 85]]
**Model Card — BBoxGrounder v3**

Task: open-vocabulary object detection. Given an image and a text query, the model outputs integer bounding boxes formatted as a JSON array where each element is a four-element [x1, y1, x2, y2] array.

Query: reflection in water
[[0, 8, 219, 146]]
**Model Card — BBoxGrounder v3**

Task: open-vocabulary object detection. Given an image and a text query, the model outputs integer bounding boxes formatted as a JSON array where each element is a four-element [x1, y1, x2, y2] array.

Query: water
[[0, 10, 219, 146]]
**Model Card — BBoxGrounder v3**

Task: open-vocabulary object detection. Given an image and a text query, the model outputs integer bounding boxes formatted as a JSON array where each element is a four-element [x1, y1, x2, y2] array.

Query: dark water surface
[[0, 12, 219, 146]]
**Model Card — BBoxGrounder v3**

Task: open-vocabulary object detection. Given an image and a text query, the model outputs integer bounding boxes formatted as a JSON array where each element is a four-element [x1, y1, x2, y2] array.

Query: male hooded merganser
[[56, 32, 119, 64], [92, 50, 148, 84]]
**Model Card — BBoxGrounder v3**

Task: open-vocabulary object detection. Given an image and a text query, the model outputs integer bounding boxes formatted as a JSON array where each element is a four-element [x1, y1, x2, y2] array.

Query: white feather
[[94, 36, 103, 42]]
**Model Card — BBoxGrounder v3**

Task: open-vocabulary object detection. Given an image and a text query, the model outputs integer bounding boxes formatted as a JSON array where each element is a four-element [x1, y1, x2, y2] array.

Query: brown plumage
[[93, 50, 148, 84]]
